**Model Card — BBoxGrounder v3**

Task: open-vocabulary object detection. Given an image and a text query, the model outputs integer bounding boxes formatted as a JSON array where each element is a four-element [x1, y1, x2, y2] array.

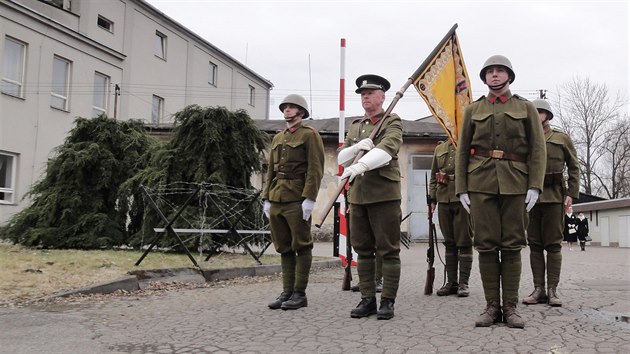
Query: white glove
[[301, 198, 315, 220], [337, 138, 374, 167], [263, 200, 271, 218], [459, 193, 471, 214], [525, 188, 539, 212], [340, 148, 392, 182]]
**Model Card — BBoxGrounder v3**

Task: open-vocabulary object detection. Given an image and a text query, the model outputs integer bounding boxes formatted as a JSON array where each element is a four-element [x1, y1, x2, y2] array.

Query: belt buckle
[[490, 150, 504, 159]]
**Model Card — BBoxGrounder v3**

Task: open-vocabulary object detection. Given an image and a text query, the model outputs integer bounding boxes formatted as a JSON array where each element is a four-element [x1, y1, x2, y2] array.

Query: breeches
[[349, 200, 401, 260], [269, 201, 313, 254], [438, 202, 473, 248], [527, 203, 564, 252], [469, 192, 527, 252]]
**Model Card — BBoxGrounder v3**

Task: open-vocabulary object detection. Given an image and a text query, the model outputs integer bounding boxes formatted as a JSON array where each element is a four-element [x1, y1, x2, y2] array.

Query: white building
[[573, 198, 630, 248], [1, 0, 273, 224]]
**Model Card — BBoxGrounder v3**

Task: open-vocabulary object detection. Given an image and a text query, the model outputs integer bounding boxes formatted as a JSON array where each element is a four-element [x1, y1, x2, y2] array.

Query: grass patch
[[0, 243, 281, 304]]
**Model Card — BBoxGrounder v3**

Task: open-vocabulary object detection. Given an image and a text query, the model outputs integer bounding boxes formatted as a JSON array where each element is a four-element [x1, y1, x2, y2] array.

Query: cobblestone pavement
[[1, 243, 629, 353]]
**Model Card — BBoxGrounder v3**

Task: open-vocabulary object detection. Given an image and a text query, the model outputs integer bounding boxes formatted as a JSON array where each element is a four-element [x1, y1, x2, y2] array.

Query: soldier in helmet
[[522, 99, 579, 307], [262, 94, 325, 310], [429, 138, 473, 298], [455, 55, 546, 328], [338, 74, 403, 320]]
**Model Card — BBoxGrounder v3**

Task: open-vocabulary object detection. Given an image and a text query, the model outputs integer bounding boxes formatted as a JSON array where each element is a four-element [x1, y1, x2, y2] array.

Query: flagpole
[[314, 24, 459, 228]]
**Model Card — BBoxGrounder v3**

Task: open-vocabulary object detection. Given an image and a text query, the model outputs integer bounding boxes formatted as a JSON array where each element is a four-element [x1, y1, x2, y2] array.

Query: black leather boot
[[268, 291, 292, 309], [350, 296, 377, 318], [281, 291, 307, 310], [377, 297, 395, 320]]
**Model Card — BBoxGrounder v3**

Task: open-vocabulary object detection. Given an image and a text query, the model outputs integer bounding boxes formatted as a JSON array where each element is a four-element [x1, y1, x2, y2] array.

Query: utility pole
[[538, 89, 547, 99], [113, 84, 120, 119]]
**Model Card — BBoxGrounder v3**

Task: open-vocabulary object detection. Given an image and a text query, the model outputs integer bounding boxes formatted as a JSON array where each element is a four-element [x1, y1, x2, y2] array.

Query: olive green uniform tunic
[[341, 111, 403, 299], [262, 123, 324, 293], [527, 128, 579, 289]]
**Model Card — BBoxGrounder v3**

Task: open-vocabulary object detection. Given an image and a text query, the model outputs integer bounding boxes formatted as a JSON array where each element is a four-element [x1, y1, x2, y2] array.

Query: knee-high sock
[[281, 252, 296, 293], [478, 250, 501, 303], [501, 250, 522, 305]]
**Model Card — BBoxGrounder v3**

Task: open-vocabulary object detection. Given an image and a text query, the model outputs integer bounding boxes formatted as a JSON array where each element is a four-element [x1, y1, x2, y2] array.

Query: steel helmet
[[279, 94, 310, 119], [479, 55, 515, 84], [532, 99, 554, 120]]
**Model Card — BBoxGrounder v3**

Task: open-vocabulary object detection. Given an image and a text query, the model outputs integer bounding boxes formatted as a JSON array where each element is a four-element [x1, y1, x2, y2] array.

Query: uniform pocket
[[504, 111, 528, 139]]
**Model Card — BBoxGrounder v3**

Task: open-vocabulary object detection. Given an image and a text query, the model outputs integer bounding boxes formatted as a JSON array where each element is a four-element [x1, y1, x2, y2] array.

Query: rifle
[[341, 189, 353, 291], [424, 172, 437, 295]]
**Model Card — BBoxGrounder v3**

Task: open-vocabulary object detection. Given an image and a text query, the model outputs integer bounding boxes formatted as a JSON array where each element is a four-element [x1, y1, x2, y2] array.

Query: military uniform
[[262, 120, 324, 309], [344, 111, 403, 308], [524, 126, 579, 307], [455, 91, 546, 326], [429, 140, 473, 297]]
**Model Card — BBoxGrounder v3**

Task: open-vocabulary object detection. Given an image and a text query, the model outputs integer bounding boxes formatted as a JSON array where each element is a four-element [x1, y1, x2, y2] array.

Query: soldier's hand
[[354, 138, 374, 153], [430, 202, 436, 213], [301, 198, 315, 220], [340, 162, 369, 182], [525, 188, 540, 212], [459, 193, 471, 213], [263, 200, 271, 218]]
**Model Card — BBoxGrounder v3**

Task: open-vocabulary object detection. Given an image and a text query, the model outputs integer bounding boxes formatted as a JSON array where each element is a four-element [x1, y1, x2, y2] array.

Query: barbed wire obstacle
[[136, 182, 271, 267]]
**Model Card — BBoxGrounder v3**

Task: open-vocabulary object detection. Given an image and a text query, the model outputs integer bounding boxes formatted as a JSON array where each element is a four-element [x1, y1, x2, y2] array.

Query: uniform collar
[[361, 110, 385, 124], [487, 90, 513, 104], [285, 122, 303, 133]]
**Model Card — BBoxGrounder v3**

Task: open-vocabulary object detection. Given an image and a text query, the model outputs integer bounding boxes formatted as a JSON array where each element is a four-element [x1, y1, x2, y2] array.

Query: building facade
[[1, 0, 273, 223]]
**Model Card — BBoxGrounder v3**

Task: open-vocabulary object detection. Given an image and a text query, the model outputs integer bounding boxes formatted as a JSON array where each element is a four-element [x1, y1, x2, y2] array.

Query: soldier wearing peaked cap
[[522, 99, 579, 308], [338, 74, 403, 320], [262, 94, 325, 311], [455, 55, 546, 328]]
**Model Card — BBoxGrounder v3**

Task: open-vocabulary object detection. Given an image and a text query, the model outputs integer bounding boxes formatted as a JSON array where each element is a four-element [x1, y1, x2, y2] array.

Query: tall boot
[[522, 247, 547, 304], [437, 246, 459, 296], [501, 250, 525, 328], [476, 251, 501, 327], [457, 249, 473, 297], [546, 250, 563, 307], [580, 241, 586, 251]]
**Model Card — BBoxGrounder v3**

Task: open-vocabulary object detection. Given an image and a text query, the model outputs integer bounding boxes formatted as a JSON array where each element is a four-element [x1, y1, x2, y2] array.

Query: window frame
[[1, 36, 27, 98], [248, 85, 255, 106], [0, 152, 18, 205], [151, 94, 164, 125], [50, 55, 71, 111], [208, 61, 217, 86], [92, 71, 109, 117], [97, 15, 114, 33], [154, 31, 167, 60]]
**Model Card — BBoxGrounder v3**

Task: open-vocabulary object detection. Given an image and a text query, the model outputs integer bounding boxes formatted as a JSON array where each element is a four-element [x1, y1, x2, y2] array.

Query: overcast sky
[[145, 0, 629, 120]]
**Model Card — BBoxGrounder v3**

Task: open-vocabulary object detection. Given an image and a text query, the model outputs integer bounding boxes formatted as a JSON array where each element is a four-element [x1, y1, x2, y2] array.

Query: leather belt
[[276, 171, 305, 180], [544, 172, 564, 186], [470, 148, 527, 163], [436, 172, 455, 185]]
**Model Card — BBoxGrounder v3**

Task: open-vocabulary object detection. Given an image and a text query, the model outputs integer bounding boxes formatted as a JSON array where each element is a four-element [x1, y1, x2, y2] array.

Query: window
[[0, 152, 17, 204], [39, 0, 71, 11], [51, 56, 70, 110], [151, 95, 164, 124], [2, 37, 26, 98], [92, 72, 109, 117], [154, 31, 166, 59], [208, 61, 217, 86], [248, 85, 255, 106], [97, 15, 113, 32]]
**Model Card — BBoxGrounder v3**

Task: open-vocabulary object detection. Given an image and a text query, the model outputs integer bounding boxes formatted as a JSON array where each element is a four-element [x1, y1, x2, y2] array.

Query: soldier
[[429, 138, 473, 297], [263, 94, 325, 311], [338, 74, 403, 320], [522, 99, 579, 307], [455, 55, 546, 328]]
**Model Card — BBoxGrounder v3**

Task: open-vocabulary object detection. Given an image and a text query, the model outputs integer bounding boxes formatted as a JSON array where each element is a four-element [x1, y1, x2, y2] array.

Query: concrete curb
[[53, 258, 341, 298]]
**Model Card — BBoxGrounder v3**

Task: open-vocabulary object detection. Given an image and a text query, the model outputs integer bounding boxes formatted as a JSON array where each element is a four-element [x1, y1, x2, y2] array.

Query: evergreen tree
[[0, 116, 158, 248]]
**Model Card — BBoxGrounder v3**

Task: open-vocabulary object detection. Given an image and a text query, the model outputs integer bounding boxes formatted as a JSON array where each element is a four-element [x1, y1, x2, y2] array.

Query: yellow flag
[[413, 32, 472, 146]]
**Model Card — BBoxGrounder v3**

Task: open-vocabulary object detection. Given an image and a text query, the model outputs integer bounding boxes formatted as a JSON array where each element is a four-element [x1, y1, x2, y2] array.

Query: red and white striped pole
[[337, 38, 357, 267]]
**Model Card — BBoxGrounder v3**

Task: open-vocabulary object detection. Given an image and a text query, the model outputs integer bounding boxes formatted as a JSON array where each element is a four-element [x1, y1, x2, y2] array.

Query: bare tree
[[553, 76, 626, 197], [596, 117, 630, 198]]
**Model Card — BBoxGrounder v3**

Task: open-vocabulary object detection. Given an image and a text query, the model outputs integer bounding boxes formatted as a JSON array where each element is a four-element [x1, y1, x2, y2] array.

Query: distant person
[[429, 138, 473, 298], [563, 207, 579, 251], [262, 94, 325, 311], [577, 212, 589, 251], [455, 55, 546, 328], [338, 74, 403, 320], [522, 99, 579, 308]]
